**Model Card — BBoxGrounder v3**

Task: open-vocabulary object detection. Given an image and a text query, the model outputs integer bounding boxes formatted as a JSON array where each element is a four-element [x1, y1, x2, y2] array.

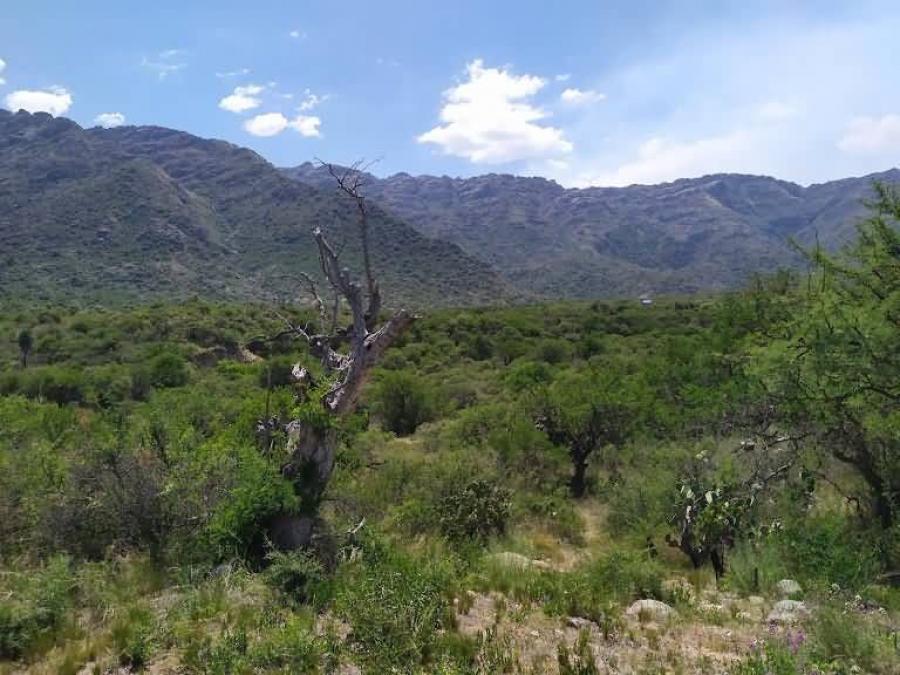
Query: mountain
[[0, 110, 515, 308], [284, 163, 900, 298]]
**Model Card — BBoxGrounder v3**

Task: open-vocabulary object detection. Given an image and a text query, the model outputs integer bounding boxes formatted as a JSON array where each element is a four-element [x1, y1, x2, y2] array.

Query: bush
[[149, 351, 189, 388], [776, 515, 882, 590], [438, 479, 511, 543], [335, 537, 453, 670], [0, 555, 73, 659], [263, 548, 331, 608], [372, 370, 436, 436]]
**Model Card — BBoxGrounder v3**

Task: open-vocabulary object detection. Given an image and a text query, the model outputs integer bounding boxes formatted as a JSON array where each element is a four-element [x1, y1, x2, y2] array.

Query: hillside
[[285, 164, 900, 297], [0, 110, 515, 308]]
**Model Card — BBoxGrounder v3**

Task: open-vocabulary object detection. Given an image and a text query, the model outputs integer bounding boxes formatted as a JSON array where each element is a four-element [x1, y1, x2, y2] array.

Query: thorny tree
[[264, 161, 414, 550]]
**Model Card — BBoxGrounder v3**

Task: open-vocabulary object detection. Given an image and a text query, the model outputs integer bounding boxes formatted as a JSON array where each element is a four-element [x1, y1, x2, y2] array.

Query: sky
[[1, 0, 899, 187]]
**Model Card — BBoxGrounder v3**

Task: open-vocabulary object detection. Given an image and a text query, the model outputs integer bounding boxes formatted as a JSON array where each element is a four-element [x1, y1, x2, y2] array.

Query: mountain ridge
[[0, 110, 516, 308], [283, 163, 900, 297]]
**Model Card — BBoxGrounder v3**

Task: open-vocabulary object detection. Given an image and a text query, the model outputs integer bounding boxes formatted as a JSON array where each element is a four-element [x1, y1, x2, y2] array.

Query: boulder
[[626, 599, 677, 622], [488, 551, 552, 571], [776, 579, 803, 597], [767, 599, 811, 624]]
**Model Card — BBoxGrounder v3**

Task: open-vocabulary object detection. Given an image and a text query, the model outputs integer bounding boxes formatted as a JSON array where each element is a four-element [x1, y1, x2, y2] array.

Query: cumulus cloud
[[560, 88, 605, 105], [555, 73, 571, 82], [219, 84, 265, 113], [4, 86, 72, 115], [0, 58, 6, 86], [243, 112, 321, 137], [418, 59, 572, 164], [837, 114, 900, 155], [588, 131, 756, 186], [290, 114, 321, 137], [289, 29, 306, 39], [141, 49, 186, 80], [298, 89, 328, 111], [94, 112, 126, 128]]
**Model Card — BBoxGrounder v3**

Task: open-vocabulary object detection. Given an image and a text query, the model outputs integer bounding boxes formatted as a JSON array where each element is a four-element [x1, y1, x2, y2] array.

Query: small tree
[[536, 369, 636, 498], [754, 183, 900, 528], [17, 329, 33, 369], [372, 370, 435, 436]]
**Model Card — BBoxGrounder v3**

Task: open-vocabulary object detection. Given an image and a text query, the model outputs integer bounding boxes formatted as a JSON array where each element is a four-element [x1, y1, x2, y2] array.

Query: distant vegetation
[[0, 187, 898, 672]]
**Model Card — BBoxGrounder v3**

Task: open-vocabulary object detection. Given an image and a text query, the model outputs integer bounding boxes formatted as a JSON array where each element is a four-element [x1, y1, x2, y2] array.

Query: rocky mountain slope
[[0, 110, 514, 308], [285, 164, 900, 297]]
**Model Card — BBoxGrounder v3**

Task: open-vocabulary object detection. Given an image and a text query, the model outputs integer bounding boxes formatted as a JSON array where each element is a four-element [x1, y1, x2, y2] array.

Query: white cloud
[[560, 88, 605, 105], [243, 112, 321, 137], [837, 114, 900, 155], [4, 86, 72, 115], [216, 68, 250, 79], [0, 58, 6, 86], [94, 112, 126, 128], [289, 114, 321, 137], [141, 49, 186, 80], [555, 73, 571, 82], [219, 84, 265, 113], [244, 112, 286, 136], [418, 59, 572, 164], [298, 89, 328, 111], [588, 130, 756, 186], [289, 29, 306, 39]]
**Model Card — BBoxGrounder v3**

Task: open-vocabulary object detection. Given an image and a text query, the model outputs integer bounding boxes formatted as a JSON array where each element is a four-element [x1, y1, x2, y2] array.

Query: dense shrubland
[[0, 190, 898, 673]]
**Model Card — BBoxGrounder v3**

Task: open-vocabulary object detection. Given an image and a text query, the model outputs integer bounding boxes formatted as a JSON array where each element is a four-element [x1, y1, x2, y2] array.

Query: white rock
[[626, 599, 677, 622], [489, 551, 552, 570], [567, 616, 595, 630], [776, 579, 803, 597], [767, 599, 811, 624]]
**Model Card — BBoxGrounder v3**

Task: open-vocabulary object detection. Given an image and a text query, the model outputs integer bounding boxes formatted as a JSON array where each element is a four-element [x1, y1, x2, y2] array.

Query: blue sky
[[2, 0, 899, 186]]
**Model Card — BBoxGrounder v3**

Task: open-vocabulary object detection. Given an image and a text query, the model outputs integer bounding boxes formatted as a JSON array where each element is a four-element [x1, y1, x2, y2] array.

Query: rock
[[776, 579, 803, 597], [489, 551, 552, 571], [767, 599, 811, 624], [625, 599, 677, 622], [567, 616, 596, 630]]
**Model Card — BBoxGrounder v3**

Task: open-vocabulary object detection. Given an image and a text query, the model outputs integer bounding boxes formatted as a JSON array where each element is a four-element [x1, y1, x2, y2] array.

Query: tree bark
[[570, 453, 588, 498]]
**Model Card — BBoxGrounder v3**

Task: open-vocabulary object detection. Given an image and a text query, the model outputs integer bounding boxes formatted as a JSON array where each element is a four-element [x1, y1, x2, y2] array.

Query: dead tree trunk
[[267, 162, 414, 551]]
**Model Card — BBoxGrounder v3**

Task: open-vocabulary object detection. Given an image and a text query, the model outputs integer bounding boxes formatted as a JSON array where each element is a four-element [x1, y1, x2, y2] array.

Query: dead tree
[[267, 161, 414, 550]]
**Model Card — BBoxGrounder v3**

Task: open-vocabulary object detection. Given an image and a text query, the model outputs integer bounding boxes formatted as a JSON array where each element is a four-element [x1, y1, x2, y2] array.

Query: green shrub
[[263, 549, 331, 608], [372, 369, 436, 436], [776, 515, 881, 590], [335, 538, 453, 670], [438, 479, 511, 544], [149, 351, 189, 388], [0, 555, 74, 659], [725, 539, 789, 596]]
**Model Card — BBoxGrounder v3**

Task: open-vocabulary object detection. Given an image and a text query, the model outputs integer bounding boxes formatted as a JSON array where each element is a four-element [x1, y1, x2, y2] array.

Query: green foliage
[[263, 549, 331, 608], [334, 536, 454, 670], [0, 555, 73, 659], [149, 350, 190, 388], [372, 369, 437, 436], [776, 515, 882, 590], [202, 451, 298, 561], [753, 183, 900, 527], [438, 479, 511, 544]]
